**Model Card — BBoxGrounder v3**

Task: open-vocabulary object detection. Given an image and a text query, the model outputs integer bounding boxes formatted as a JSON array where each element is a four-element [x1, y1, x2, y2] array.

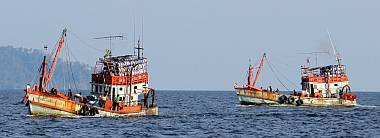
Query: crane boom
[[253, 53, 266, 88], [44, 28, 67, 91]]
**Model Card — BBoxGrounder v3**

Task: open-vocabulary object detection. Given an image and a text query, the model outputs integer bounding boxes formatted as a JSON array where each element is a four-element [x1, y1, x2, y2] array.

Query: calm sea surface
[[0, 90, 379, 137]]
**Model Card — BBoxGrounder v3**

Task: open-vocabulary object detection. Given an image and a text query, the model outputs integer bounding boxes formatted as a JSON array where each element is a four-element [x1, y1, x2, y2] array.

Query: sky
[[0, 0, 379, 91]]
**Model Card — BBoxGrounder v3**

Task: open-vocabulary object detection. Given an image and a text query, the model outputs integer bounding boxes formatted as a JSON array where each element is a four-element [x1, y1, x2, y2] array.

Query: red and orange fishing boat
[[234, 36, 357, 106], [23, 29, 158, 117]]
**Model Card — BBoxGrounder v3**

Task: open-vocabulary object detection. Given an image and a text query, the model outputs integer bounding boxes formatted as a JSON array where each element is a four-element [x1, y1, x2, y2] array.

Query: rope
[[267, 59, 299, 89], [265, 56, 291, 91], [65, 37, 79, 92], [29, 61, 41, 86], [67, 30, 104, 52], [65, 43, 71, 92]]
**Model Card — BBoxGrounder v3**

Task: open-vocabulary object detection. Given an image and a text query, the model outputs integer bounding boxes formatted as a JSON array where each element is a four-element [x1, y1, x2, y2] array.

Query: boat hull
[[237, 95, 278, 105], [235, 88, 356, 107], [29, 102, 77, 117], [27, 92, 159, 117], [300, 97, 356, 107]]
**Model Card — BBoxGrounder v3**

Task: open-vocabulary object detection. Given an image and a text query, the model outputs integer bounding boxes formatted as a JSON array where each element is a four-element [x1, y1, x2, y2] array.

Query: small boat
[[234, 51, 357, 107], [24, 29, 158, 117]]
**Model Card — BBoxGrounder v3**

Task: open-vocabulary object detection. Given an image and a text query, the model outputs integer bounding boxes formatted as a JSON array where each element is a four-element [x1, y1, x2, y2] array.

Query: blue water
[[1, 90, 380, 137]]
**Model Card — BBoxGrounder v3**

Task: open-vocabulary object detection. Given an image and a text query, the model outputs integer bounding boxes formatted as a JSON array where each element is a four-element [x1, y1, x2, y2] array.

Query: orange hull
[[27, 90, 156, 117]]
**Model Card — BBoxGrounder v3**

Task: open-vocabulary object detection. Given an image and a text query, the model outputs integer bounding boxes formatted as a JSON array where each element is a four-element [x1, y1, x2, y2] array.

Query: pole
[[253, 53, 266, 88]]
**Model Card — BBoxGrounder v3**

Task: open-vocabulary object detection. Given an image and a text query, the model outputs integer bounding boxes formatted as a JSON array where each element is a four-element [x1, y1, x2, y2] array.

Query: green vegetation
[[0, 46, 91, 90]]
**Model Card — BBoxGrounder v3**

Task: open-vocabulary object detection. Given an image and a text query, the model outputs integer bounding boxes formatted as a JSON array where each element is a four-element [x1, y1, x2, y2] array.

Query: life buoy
[[296, 99, 303, 106], [80, 106, 90, 116], [342, 85, 351, 94], [287, 97, 295, 104], [144, 89, 156, 108], [89, 107, 98, 116], [278, 95, 288, 104]]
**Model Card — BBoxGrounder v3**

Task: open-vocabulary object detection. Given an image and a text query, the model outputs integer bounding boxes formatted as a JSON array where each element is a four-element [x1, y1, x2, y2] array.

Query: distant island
[[0, 46, 91, 90]]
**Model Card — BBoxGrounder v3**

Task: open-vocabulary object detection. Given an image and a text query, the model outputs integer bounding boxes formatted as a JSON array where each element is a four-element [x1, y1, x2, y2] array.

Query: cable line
[[264, 56, 291, 91]]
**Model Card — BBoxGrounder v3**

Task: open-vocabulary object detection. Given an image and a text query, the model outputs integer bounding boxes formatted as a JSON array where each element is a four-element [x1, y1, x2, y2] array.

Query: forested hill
[[0, 46, 91, 90]]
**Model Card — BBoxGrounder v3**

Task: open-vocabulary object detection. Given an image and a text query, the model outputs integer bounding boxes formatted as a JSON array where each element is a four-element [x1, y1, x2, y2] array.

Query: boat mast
[[43, 28, 67, 91], [136, 39, 143, 59], [38, 46, 48, 92], [247, 64, 253, 87], [253, 53, 266, 88], [327, 29, 342, 65]]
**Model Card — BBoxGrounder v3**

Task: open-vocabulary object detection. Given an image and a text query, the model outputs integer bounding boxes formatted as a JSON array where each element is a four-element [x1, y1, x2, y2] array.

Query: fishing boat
[[23, 29, 158, 117], [234, 38, 356, 107]]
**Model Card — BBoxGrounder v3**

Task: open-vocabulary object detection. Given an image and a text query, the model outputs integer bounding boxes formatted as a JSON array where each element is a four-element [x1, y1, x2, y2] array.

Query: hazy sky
[[1, 0, 379, 91]]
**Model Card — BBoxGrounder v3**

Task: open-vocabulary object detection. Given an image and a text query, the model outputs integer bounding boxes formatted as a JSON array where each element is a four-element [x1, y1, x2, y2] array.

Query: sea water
[[1, 90, 379, 137]]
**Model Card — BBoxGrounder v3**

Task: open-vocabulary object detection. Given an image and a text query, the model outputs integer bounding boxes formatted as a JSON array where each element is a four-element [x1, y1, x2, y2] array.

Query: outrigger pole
[[252, 53, 266, 89], [43, 28, 67, 91]]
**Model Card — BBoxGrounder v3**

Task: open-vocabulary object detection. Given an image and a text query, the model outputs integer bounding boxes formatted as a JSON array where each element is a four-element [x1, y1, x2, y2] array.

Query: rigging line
[[66, 43, 79, 92], [30, 61, 42, 85], [267, 55, 296, 72], [47, 35, 61, 64], [64, 37, 79, 92], [67, 30, 104, 52], [61, 46, 66, 92], [46, 40, 60, 90], [65, 40, 81, 63], [31, 49, 47, 86], [266, 58, 298, 89], [65, 43, 71, 91], [264, 57, 290, 91], [66, 45, 72, 91], [61, 42, 71, 91]]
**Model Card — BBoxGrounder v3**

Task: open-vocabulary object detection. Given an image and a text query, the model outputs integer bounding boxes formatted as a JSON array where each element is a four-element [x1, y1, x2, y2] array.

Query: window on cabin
[[95, 85, 98, 93], [334, 84, 338, 86], [120, 87, 123, 91]]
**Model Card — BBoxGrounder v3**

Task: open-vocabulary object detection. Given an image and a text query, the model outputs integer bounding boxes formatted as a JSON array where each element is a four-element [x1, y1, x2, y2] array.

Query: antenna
[[135, 37, 144, 59], [141, 16, 144, 58], [134, 17, 144, 59], [94, 35, 125, 56], [299, 52, 329, 66], [326, 29, 341, 65], [133, 16, 136, 56]]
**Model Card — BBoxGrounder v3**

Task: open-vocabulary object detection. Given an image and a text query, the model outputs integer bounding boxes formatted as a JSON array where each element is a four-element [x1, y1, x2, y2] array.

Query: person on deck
[[68, 89, 73, 99], [100, 94, 107, 108], [112, 95, 119, 111]]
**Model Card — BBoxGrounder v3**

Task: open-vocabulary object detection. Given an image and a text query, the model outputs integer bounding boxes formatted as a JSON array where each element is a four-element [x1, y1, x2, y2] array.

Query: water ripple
[[0, 90, 380, 137]]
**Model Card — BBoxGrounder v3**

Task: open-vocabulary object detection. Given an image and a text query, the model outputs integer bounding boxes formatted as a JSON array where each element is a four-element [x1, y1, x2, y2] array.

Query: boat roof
[[305, 64, 345, 71], [101, 55, 147, 62]]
